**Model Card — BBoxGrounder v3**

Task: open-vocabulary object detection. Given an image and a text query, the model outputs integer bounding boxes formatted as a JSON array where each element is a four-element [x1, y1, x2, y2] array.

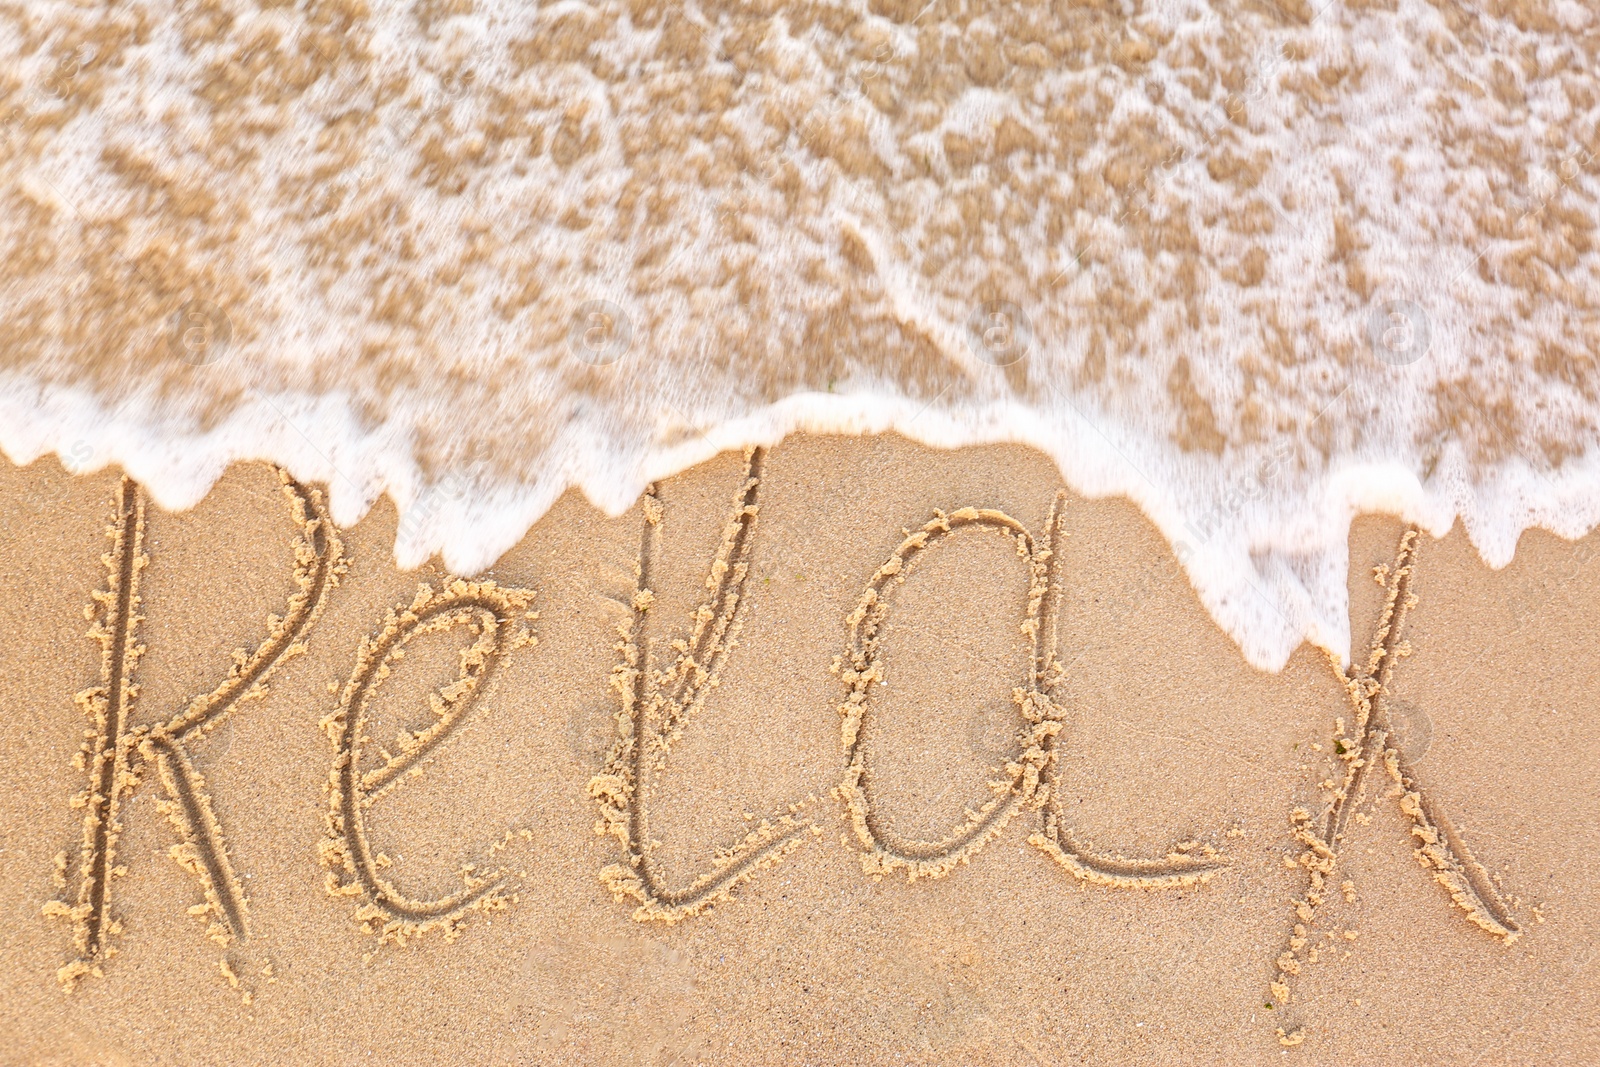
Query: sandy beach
[[4, 1, 1599, 1062], [1, 432, 1594, 1065]]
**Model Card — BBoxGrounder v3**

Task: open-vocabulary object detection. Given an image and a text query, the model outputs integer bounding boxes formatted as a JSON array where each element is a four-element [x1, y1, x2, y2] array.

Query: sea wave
[[2, 0, 1598, 670]]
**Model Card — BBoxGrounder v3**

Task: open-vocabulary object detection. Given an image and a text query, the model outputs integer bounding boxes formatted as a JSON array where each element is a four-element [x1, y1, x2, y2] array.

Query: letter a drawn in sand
[[835, 496, 1227, 887], [588, 448, 819, 922], [589, 468, 1223, 925], [1270, 527, 1518, 1046], [320, 580, 538, 947], [46, 473, 345, 987]]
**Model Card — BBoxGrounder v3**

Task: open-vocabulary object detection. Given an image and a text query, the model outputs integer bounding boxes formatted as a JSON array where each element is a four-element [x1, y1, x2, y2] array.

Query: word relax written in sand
[[43, 453, 1519, 1013]]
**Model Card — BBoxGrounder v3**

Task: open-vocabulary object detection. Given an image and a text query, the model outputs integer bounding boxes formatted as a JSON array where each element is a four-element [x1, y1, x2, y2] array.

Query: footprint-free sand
[[1, 434, 1595, 1064]]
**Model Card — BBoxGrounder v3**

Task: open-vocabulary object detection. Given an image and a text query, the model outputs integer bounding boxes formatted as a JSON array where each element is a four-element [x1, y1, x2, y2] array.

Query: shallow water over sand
[[3, 0, 1599, 667]]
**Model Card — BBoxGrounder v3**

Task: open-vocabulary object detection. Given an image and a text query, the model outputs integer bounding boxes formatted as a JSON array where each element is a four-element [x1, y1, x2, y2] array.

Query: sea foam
[[3, 0, 1598, 670]]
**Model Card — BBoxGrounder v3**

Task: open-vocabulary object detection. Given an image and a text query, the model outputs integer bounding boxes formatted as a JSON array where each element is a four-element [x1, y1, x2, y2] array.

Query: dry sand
[[0, 433, 1595, 1065]]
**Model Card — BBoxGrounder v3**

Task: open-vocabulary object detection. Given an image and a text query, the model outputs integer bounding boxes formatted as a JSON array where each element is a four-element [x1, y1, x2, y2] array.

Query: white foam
[[3, 0, 1599, 671], [10, 370, 1600, 672]]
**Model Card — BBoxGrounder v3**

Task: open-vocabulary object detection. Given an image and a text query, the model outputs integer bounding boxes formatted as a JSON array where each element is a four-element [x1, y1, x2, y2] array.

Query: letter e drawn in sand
[[320, 580, 538, 948], [835, 496, 1227, 888], [45, 473, 345, 987], [588, 448, 820, 923], [1270, 528, 1519, 1046]]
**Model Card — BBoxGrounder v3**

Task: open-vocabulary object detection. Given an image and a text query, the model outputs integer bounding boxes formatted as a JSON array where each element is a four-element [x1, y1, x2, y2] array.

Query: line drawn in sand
[[141, 473, 345, 950], [43, 477, 145, 986], [835, 496, 1226, 887], [589, 451, 1226, 923], [45, 472, 345, 988], [320, 579, 538, 948], [1271, 527, 1519, 1047], [588, 448, 820, 923]]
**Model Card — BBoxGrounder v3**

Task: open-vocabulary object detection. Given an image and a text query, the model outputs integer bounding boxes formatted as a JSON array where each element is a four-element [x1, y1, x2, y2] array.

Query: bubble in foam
[[3, 0, 1599, 671]]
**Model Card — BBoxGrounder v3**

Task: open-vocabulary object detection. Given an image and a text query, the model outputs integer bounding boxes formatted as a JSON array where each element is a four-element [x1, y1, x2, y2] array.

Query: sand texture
[[1, 434, 1596, 1064], [6, 0, 1600, 672]]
